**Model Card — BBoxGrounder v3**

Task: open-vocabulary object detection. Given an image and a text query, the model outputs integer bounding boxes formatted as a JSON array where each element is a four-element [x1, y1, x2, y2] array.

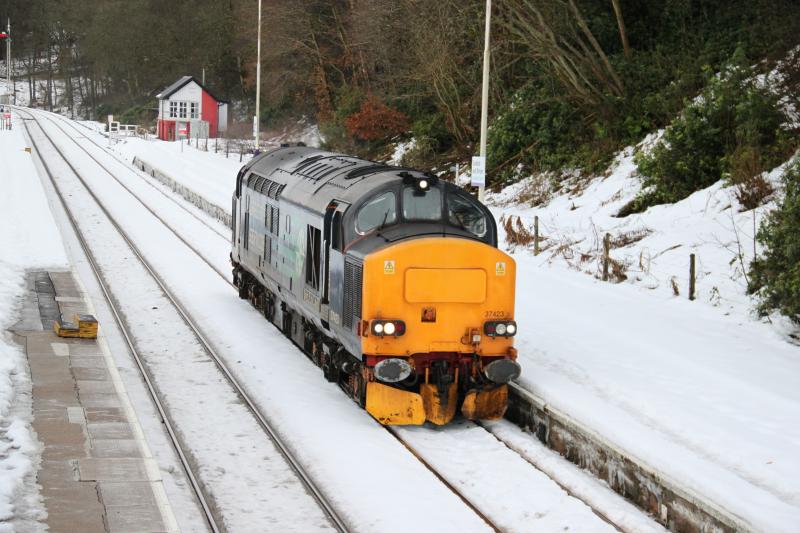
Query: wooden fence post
[[602, 233, 611, 281], [534, 216, 540, 256], [689, 253, 696, 301]]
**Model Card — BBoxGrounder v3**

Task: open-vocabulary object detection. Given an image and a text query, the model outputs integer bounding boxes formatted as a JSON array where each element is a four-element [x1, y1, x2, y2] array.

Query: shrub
[[631, 54, 793, 213], [487, 82, 590, 185], [319, 86, 366, 150], [749, 160, 800, 323], [345, 97, 409, 142]]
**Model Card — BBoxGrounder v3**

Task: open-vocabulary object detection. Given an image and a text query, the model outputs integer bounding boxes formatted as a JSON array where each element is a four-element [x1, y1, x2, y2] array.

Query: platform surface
[[14, 270, 174, 533]]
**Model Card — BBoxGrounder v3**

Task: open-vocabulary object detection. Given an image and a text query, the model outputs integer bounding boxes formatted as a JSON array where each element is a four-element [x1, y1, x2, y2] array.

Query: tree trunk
[[610, 0, 631, 59]]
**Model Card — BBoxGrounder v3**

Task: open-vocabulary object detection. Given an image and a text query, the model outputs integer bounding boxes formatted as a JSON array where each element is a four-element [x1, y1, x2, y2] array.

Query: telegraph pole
[[477, 0, 491, 203], [254, 0, 262, 150]]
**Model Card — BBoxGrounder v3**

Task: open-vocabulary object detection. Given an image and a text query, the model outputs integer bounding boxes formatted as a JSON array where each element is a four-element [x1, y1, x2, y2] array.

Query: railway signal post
[[0, 19, 10, 105]]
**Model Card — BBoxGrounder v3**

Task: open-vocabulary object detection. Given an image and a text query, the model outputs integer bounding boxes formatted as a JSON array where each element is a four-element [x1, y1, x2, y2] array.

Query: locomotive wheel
[[236, 271, 248, 299], [263, 294, 275, 321], [351, 368, 367, 407]]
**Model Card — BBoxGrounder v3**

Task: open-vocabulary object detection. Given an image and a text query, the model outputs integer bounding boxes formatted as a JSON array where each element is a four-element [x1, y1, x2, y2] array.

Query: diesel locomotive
[[231, 146, 520, 425]]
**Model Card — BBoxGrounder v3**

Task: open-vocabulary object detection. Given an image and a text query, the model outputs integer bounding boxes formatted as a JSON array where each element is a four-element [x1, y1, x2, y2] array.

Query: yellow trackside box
[[54, 313, 98, 339]]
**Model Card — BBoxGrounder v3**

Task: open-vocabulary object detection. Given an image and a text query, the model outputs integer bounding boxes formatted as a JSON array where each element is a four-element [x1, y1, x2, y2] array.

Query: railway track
[[32, 109, 230, 241], [17, 107, 349, 533], [19, 107, 658, 532]]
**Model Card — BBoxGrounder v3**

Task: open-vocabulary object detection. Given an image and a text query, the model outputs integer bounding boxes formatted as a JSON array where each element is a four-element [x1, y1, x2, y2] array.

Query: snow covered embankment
[[490, 141, 800, 532]]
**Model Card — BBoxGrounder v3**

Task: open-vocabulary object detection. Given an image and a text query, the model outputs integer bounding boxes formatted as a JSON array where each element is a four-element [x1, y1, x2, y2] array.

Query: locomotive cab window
[[447, 191, 487, 237], [403, 186, 441, 221], [356, 191, 396, 234]]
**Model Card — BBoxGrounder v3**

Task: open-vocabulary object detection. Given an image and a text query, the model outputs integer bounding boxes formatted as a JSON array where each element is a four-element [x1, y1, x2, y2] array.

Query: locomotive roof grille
[[345, 164, 389, 180], [245, 173, 285, 199]]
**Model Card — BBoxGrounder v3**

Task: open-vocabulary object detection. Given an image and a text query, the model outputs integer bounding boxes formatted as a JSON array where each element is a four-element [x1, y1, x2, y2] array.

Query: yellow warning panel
[[54, 314, 98, 339], [366, 382, 425, 425], [404, 268, 486, 303]]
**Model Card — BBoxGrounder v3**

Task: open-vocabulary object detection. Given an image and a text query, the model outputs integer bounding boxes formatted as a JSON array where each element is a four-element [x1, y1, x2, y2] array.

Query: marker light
[[373, 322, 384, 335], [383, 322, 396, 335], [484, 320, 517, 337]]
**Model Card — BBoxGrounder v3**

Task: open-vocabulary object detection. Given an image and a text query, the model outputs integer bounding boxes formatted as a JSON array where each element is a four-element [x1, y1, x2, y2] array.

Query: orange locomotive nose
[[359, 237, 519, 425], [361, 236, 516, 358]]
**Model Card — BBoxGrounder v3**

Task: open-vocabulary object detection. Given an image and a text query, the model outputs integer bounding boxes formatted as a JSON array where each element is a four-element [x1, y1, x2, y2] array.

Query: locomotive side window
[[305, 225, 322, 290], [447, 192, 487, 237], [356, 191, 396, 234], [402, 186, 441, 221]]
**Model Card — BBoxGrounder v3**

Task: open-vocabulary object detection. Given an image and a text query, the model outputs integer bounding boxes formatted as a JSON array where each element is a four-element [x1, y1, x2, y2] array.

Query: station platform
[[12, 270, 176, 533]]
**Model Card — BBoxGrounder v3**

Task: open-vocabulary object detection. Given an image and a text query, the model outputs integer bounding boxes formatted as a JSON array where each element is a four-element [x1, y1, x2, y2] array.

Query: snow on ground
[[0, 112, 69, 531], [483, 419, 666, 533], [262, 118, 324, 148], [28, 116, 335, 531], [31, 110, 492, 532], [35, 109, 800, 530], [488, 145, 800, 531], [109, 133, 247, 211], [396, 420, 662, 532]]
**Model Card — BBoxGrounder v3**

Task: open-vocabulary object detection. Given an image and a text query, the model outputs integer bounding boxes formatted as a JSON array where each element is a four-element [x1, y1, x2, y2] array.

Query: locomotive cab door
[[322, 201, 350, 334], [320, 200, 348, 304]]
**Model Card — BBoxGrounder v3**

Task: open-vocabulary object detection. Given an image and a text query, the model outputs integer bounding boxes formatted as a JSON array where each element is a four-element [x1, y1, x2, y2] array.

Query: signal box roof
[[156, 75, 228, 103]]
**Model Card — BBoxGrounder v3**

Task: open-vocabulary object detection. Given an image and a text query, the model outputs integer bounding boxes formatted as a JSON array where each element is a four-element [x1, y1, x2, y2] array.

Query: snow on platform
[[0, 111, 69, 530]]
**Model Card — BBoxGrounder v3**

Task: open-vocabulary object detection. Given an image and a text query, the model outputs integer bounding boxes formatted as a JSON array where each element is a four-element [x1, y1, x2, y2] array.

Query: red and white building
[[156, 76, 228, 141]]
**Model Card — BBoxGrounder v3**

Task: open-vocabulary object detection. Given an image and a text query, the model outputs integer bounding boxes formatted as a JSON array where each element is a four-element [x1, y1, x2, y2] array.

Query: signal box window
[[356, 191, 396, 234], [190, 102, 199, 119], [169, 101, 178, 118], [403, 186, 441, 221], [447, 192, 487, 237]]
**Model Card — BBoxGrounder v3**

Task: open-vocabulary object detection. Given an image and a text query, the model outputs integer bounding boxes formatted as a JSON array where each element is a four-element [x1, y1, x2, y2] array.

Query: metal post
[[689, 253, 696, 301], [6, 19, 10, 104], [254, 0, 262, 150], [477, 0, 492, 203], [534, 216, 540, 256]]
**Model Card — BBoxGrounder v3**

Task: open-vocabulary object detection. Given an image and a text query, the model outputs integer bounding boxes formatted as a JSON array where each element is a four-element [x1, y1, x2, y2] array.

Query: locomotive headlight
[[506, 323, 516, 335], [418, 179, 429, 190], [371, 320, 406, 337], [495, 323, 507, 335]]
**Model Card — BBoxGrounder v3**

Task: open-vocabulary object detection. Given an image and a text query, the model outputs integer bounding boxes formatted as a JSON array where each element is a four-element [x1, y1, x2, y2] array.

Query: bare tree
[[498, 0, 624, 106]]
